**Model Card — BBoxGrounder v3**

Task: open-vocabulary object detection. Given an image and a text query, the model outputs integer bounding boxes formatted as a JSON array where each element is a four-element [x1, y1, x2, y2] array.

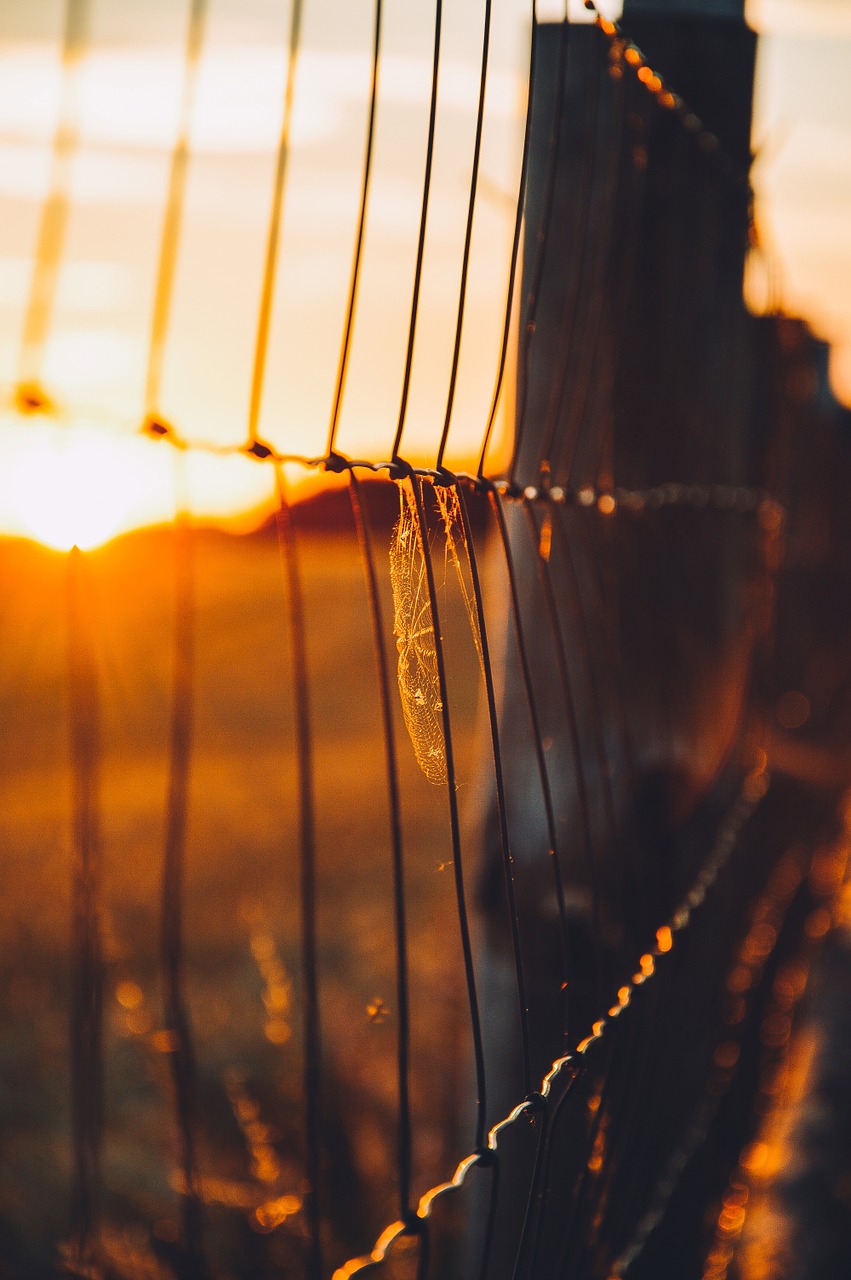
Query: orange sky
[[747, 0, 851, 402], [0, 0, 848, 548]]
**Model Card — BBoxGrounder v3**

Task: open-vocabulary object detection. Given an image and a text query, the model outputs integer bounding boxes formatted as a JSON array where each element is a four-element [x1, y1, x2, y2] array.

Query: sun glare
[[0, 15, 527, 515], [0, 420, 174, 551], [0, 416, 282, 551]]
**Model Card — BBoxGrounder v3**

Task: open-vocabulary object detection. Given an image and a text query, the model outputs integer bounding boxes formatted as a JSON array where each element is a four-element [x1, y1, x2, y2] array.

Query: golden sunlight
[[0, 416, 278, 550], [0, 2, 527, 547], [0, 418, 173, 550]]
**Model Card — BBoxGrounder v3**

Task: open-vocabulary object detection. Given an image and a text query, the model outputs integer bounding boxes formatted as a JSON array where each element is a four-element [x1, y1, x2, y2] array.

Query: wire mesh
[[0, 3, 843, 1279]]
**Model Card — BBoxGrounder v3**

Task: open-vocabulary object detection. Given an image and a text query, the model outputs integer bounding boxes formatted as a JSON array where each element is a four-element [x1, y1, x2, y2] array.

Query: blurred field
[[0, 502, 486, 1277]]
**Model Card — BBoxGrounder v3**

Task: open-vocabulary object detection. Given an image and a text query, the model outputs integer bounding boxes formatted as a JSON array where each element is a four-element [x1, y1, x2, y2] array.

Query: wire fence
[[0, 2, 844, 1278]]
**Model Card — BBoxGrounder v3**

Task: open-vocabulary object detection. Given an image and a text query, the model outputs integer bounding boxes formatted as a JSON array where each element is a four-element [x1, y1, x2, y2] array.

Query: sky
[[746, 0, 851, 399], [0, 0, 848, 547]]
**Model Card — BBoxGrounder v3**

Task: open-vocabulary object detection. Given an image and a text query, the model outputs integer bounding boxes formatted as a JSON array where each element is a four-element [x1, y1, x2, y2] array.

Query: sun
[[0, 414, 284, 552], [0, 418, 174, 551]]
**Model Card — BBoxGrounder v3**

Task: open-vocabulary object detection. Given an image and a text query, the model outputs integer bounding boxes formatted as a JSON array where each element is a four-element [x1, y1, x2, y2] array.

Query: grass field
[[0, 505, 486, 1277]]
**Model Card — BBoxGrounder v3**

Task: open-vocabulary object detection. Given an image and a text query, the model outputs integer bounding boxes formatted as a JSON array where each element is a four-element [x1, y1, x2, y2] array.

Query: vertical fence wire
[[17, 0, 89, 396], [488, 488, 569, 1041], [592, 73, 659, 493], [347, 472, 413, 1222], [478, 2, 538, 478], [574, 507, 641, 934], [510, 1102, 551, 1280], [66, 545, 104, 1270], [580, 986, 662, 1266], [160, 492, 207, 1279], [603, 930, 693, 1265], [523, 1060, 585, 1280], [550, 45, 628, 487], [132, 6, 213, 1270], [572, 540, 668, 1245], [560, 84, 635, 491], [552, 1036, 620, 1275], [275, 467, 324, 1279], [390, 2, 443, 462], [326, 0, 383, 459], [549, 506, 620, 865], [143, 0, 209, 423], [477, 1156, 501, 1280], [415, 1216, 431, 1280], [247, 0, 305, 449], [556, 120, 632, 487], [510, 11, 569, 487], [634, 108, 696, 488], [408, 475, 487, 1155], [532, 27, 605, 481], [523, 498, 603, 1008], [588, 508, 638, 832], [456, 482, 533, 1094], [434, 0, 493, 470]]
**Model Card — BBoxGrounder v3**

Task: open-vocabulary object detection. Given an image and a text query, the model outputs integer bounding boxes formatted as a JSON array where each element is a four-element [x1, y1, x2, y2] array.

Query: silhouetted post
[[621, 0, 755, 170], [474, 6, 771, 1275], [513, 3, 757, 489]]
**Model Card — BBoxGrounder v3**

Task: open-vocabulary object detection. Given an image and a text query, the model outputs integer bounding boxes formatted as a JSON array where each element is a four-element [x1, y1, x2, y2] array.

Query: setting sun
[[0, 419, 173, 550], [0, 415, 279, 550]]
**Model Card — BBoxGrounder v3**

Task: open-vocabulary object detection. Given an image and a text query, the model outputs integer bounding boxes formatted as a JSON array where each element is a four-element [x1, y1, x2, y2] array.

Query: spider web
[[389, 477, 446, 785]]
